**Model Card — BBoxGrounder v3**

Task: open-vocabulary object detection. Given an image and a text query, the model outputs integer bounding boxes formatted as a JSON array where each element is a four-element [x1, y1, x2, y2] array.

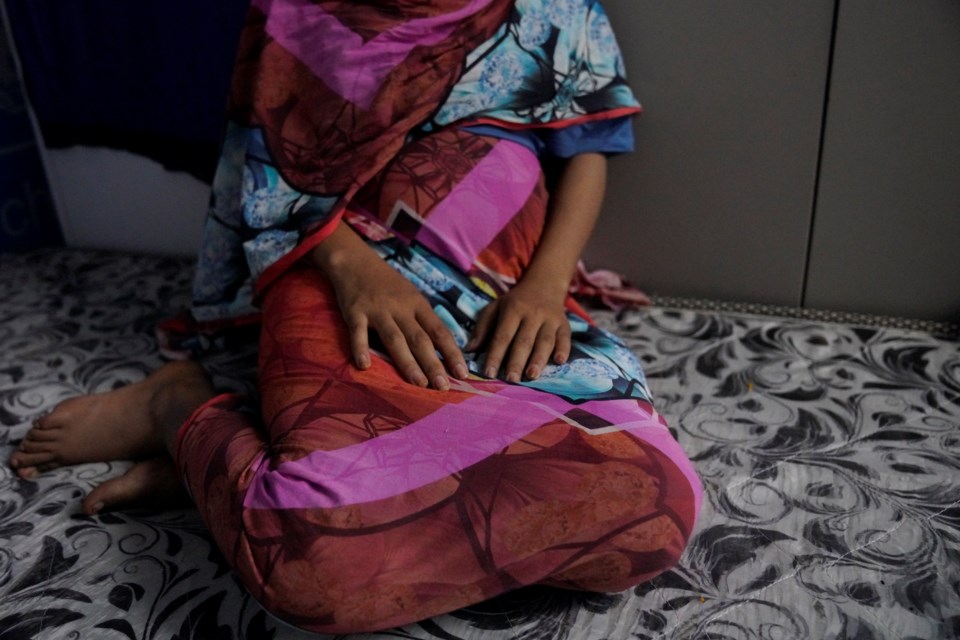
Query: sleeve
[[540, 116, 635, 158]]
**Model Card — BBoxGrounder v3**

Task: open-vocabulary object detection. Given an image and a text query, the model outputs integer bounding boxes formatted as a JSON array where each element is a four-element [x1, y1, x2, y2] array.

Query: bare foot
[[9, 361, 215, 479], [81, 456, 190, 516]]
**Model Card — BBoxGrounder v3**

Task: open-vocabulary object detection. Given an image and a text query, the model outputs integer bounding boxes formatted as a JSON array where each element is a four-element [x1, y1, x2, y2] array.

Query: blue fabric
[[542, 116, 635, 157], [461, 125, 545, 155], [462, 116, 634, 158], [4, 0, 248, 182]]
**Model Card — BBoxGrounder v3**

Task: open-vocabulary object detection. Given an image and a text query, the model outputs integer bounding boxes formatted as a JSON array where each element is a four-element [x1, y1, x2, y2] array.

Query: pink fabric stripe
[[415, 140, 540, 270], [254, 0, 493, 109], [243, 392, 551, 510], [243, 382, 700, 512]]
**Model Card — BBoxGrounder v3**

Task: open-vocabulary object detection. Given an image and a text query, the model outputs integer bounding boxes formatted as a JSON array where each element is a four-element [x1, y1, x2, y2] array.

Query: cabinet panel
[[805, 0, 960, 321], [589, 1, 835, 306]]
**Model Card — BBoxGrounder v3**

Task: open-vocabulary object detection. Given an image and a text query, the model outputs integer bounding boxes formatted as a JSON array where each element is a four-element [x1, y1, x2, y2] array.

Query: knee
[[544, 507, 692, 593], [537, 462, 698, 593]]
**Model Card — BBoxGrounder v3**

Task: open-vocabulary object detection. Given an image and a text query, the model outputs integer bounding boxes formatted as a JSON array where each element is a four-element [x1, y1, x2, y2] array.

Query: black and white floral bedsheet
[[1, 249, 958, 639]]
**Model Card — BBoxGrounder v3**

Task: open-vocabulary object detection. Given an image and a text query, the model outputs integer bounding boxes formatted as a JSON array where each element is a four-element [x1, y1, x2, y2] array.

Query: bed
[[2, 248, 958, 639]]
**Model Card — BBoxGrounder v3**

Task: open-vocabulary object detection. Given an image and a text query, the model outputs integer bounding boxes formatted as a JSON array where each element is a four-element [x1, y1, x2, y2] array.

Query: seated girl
[[9, 0, 701, 633]]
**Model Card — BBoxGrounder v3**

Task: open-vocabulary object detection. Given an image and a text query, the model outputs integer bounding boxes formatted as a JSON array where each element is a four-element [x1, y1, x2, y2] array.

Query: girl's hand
[[466, 279, 571, 382], [468, 153, 606, 382], [311, 226, 467, 391]]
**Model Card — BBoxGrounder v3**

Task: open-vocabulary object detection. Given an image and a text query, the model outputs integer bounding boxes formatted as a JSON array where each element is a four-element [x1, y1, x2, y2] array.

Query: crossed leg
[[8, 361, 215, 514]]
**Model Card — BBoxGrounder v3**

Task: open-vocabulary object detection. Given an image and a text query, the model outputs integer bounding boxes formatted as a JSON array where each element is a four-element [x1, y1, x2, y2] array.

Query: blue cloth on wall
[[4, 0, 249, 182], [0, 22, 61, 252]]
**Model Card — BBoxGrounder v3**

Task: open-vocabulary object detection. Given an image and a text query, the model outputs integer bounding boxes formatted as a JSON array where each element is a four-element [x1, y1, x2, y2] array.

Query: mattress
[[1, 249, 958, 639]]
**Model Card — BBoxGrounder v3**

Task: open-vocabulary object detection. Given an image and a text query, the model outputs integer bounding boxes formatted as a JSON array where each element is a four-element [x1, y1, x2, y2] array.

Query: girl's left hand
[[466, 280, 571, 382]]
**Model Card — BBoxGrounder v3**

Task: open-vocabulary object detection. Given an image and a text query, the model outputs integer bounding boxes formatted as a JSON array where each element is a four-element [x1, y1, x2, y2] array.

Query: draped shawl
[[192, 0, 640, 323]]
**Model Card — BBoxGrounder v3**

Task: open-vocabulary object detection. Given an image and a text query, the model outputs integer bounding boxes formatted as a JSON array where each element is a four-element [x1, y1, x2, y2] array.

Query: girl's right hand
[[310, 225, 467, 391]]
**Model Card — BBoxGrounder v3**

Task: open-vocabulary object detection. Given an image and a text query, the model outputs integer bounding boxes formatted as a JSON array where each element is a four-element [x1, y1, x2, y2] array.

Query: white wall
[[44, 146, 208, 257], [1, 3, 209, 258]]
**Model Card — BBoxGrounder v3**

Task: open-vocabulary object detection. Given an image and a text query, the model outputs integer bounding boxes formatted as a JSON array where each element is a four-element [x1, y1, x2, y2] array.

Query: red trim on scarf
[[460, 105, 642, 131], [254, 209, 345, 298]]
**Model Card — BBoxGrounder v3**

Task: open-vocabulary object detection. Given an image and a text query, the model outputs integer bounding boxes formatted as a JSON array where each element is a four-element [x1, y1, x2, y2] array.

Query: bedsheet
[[1, 249, 958, 639]]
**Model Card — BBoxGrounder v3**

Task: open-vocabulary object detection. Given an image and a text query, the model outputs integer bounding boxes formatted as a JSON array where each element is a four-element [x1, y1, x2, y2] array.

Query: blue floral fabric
[[428, 0, 638, 128]]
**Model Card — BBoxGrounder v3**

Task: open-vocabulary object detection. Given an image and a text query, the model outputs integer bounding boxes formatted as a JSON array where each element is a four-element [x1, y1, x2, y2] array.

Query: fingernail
[[484, 367, 497, 379], [356, 355, 370, 370], [433, 375, 450, 391], [91, 502, 104, 514], [506, 372, 520, 383], [414, 376, 428, 387], [9, 458, 18, 469], [454, 364, 468, 379], [554, 354, 567, 365], [526, 365, 540, 379]]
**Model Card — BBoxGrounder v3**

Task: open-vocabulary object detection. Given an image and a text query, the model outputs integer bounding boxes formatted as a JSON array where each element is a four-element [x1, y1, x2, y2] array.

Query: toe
[[83, 472, 139, 515], [18, 438, 55, 453], [33, 399, 81, 431], [11, 449, 56, 466], [24, 427, 60, 443], [36, 461, 61, 473], [32, 412, 60, 430], [82, 458, 187, 515]]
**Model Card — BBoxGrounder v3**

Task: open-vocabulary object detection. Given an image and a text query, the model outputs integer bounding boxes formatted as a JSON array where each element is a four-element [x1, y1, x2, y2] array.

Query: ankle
[[149, 366, 215, 455]]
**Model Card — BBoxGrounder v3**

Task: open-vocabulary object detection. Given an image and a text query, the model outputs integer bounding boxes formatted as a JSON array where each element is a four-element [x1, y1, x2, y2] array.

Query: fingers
[[399, 315, 449, 390], [553, 322, 572, 366], [417, 309, 468, 381], [345, 312, 371, 370], [523, 323, 560, 380], [482, 310, 521, 380], [372, 310, 463, 391], [332, 256, 468, 389], [502, 319, 541, 382], [376, 317, 430, 388], [346, 291, 467, 390], [466, 302, 497, 353], [475, 299, 572, 382]]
